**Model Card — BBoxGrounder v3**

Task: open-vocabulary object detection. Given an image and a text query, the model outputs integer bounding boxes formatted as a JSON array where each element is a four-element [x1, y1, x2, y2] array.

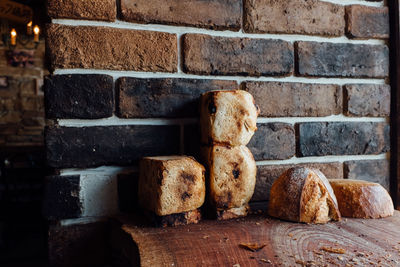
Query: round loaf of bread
[[329, 179, 394, 219], [268, 167, 341, 224]]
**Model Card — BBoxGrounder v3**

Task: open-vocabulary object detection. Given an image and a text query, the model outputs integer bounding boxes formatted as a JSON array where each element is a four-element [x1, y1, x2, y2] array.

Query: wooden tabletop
[[112, 210, 400, 266]]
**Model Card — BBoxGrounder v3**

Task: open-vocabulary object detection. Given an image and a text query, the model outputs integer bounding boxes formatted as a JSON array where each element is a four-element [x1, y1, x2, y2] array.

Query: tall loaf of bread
[[200, 90, 259, 146], [268, 167, 341, 224], [200, 90, 259, 219]]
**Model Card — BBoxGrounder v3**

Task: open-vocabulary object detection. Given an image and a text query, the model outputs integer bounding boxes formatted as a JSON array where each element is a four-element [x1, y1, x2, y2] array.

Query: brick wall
[[0, 42, 46, 147], [44, 0, 391, 265]]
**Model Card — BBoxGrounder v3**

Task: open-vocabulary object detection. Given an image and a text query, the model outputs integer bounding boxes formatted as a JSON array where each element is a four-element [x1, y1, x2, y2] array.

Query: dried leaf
[[239, 243, 267, 252], [260, 258, 272, 263], [321, 246, 346, 254]]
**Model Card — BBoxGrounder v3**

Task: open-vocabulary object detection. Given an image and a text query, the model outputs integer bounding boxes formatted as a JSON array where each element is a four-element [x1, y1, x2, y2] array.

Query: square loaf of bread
[[138, 156, 206, 216], [200, 90, 259, 146], [201, 145, 256, 210]]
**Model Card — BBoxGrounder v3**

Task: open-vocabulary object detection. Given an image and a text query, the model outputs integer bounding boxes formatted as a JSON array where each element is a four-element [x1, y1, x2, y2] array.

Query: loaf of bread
[[201, 145, 256, 211], [329, 179, 394, 219], [138, 156, 206, 217], [268, 167, 341, 224], [200, 90, 259, 146]]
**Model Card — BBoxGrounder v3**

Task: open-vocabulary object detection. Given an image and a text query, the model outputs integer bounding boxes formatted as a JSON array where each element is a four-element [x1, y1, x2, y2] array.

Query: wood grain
[[113, 211, 400, 266]]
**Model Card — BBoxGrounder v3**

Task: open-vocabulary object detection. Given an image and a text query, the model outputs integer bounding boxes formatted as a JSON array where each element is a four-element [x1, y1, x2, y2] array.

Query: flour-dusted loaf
[[200, 90, 259, 146], [138, 156, 206, 217], [268, 167, 341, 224], [329, 179, 394, 219], [201, 145, 256, 212]]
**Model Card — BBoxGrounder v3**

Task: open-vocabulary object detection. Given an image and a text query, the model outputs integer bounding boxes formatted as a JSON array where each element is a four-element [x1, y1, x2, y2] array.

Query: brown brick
[[244, 0, 344, 36], [43, 175, 82, 220], [45, 125, 180, 168], [243, 81, 342, 117], [117, 78, 238, 118], [21, 97, 43, 111], [117, 172, 139, 213], [0, 111, 21, 124], [248, 123, 295, 160], [48, 221, 110, 267], [298, 122, 390, 157], [47, 0, 116, 21], [182, 34, 293, 77], [346, 5, 389, 39], [344, 84, 390, 117], [344, 159, 390, 191], [184, 123, 201, 159], [251, 162, 343, 202], [45, 75, 114, 119], [46, 24, 177, 72], [296, 42, 389, 78], [120, 0, 241, 31]]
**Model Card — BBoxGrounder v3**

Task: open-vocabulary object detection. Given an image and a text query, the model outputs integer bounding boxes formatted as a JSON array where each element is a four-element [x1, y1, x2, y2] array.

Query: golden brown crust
[[268, 167, 341, 224], [216, 204, 249, 220], [145, 208, 202, 227], [330, 179, 394, 218], [200, 90, 259, 146], [138, 156, 206, 216], [201, 145, 257, 209]]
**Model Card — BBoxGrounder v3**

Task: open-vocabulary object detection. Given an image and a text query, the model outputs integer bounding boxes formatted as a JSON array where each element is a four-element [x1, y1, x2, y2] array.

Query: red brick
[[344, 160, 390, 191], [252, 162, 343, 202], [346, 5, 389, 39], [298, 122, 390, 156], [120, 0, 241, 31], [296, 41, 389, 78], [244, 0, 344, 36], [182, 34, 293, 77], [243, 81, 341, 117], [344, 84, 390, 117], [47, 0, 116, 21], [46, 25, 177, 72]]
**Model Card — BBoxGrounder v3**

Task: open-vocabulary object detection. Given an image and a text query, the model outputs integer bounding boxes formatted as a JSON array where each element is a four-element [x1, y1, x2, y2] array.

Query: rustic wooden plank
[[389, 0, 400, 208], [113, 211, 400, 266]]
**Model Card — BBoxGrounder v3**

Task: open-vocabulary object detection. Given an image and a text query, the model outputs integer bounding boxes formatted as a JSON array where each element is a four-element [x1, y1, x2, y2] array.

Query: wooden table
[[111, 211, 400, 266]]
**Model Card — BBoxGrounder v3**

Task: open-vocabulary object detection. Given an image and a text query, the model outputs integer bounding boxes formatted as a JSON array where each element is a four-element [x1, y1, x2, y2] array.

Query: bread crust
[[200, 90, 259, 146], [268, 167, 341, 224], [330, 179, 394, 219], [201, 145, 257, 210], [138, 156, 206, 216]]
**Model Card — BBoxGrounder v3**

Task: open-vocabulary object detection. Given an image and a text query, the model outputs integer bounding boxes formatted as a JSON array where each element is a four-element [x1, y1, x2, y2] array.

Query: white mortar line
[[60, 165, 138, 176], [57, 116, 197, 127], [255, 153, 389, 166], [52, 19, 386, 45], [257, 115, 388, 124], [176, 33, 183, 73], [60, 216, 109, 226], [58, 153, 389, 177], [321, 0, 384, 7], [57, 115, 388, 127], [53, 69, 387, 85]]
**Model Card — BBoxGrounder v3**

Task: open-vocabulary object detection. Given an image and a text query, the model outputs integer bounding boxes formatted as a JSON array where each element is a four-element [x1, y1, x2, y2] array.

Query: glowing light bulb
[[33, 26, 40, 42], [10, 29, 17, 46]]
